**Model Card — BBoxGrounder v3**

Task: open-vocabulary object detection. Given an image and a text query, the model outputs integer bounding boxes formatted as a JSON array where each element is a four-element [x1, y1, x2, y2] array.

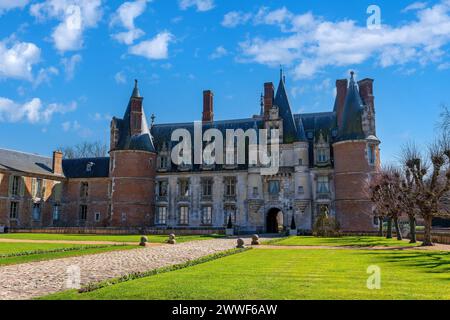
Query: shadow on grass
[[361, 250, 450, 278]]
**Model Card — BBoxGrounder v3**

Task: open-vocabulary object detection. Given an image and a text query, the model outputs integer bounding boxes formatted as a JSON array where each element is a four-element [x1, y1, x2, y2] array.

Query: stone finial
[[168, 233, 176, 245], [251, 234, 260, 245], [139, 236, 148, 247], [236, 238, 245, 248]]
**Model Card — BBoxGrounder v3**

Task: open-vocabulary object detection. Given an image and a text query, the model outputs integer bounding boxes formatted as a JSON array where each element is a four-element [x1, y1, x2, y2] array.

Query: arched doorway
[[266, 208, 283, 233]]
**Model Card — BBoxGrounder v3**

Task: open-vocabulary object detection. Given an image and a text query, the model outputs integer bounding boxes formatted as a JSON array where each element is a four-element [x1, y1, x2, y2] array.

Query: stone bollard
[[251, 234, 260, 245], [139, 236, 149, 247], [167, 233, 176, 245], [236, 238, 245, 249]]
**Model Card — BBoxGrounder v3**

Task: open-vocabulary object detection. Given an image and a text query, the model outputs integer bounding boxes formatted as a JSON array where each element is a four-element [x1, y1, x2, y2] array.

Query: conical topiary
[[290, 215, 296, 230], [227, 215, 233, 229]]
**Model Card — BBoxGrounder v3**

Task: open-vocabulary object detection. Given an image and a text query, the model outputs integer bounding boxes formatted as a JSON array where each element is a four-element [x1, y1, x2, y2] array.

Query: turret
[[333, 71, 380, 232], [109, 80, 156, 227]]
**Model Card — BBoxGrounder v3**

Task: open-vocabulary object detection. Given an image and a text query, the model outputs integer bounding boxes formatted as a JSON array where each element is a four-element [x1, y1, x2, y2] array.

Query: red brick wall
[[333, 141, 378, 232], [110, 150, 156, 227]]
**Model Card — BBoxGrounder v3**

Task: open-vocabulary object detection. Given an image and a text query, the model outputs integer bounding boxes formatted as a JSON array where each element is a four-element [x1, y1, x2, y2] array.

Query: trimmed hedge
[[79, 247, 252, 293], [0, 245, 122, 259]]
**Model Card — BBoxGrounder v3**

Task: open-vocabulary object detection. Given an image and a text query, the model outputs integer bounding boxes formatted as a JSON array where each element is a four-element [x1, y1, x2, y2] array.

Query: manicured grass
[[268, 236, 420, 247], [0, 242, 137, 266], [42, 248, 450, 300], [0, 233, 224, 243]]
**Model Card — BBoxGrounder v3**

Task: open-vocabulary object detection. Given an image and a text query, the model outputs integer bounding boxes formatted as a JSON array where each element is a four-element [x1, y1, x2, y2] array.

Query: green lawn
[[0, 242, 137, 266], [268, 236, 420, 247], [0, 233, 224, 243], [42, 248, 450, 300]]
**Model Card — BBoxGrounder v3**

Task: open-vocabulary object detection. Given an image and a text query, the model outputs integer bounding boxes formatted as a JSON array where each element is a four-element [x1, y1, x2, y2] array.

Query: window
[[317, 149, 327, 163], [9, 201, 18, 220], [53, 204, 60, 221], [158, 181, 168, 197], [179, 206, 189, 225], [80, 182, 89, 198], [179, 179, 190, 197], [253, 187, 258, 197], [298, 158, 303, 166], [298, 186, 305, 194], [11, 176, 20, 196], [202, 179, 212, 197], [32, 178, 43, 198], [156, 207, 167, 225], [373, 216, 379, 226], [224, 206, 236, 225], [368, 145, 376, 165], [79, 205, 87, 221], [225, 178, 236, 196], [159, 156, 168, 169], [317, 176, 329, 193], [268, 180, 280, 195], [32, 203, 41, 221], [121, 212, 127, 222], [95, 212, 101, 222], [202, 206, 212, 225]]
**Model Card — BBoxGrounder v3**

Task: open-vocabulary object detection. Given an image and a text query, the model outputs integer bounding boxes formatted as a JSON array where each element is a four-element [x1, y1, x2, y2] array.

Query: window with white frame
[[223, 206, 236, 225], [159, 156, 168, 169], [317, 176, 330, 193], [179, 179, 189, 197], [158, 180, 168, 197], [202, 179, 212, 197], [156, 207, 167, 225], [225, 177, 236, 196], [202, 206, 212, 225], [11, 176, 20, 196], [179, 206, 189, 225], [317, 149, 328, 163], [9, 201, 18, 220]]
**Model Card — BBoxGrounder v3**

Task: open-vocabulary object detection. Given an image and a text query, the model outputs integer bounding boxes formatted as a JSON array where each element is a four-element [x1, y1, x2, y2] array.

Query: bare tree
[[403, 136, 450, 246], [438, 104, 450, 134], [59, 141, 108, 159]]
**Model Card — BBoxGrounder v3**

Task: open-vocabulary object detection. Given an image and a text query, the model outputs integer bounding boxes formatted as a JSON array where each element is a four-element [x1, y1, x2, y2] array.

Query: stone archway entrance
[[266, 208, 283, 233]]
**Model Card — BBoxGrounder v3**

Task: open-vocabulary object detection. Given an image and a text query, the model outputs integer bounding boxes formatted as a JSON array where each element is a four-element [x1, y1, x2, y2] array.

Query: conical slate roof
[[337, 72, 365, 141], [274, 70, 304, 143], [114, 81, 156, 153]]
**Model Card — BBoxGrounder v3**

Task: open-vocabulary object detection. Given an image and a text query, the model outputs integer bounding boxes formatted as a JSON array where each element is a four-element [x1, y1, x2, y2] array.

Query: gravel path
[[0, 238, 246, 300]]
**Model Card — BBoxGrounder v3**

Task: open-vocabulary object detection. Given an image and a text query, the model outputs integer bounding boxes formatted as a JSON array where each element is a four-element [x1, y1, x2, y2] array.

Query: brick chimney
[[52, 151, 63, 175], [202, 90, 214, 122], [358, 78, 374, 108], [334, 79, 348, 128], [263, 82, 274, 118]]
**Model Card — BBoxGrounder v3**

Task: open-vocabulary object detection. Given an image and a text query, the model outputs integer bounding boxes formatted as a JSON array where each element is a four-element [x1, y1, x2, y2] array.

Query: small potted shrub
[[226, 215, 234, 236]]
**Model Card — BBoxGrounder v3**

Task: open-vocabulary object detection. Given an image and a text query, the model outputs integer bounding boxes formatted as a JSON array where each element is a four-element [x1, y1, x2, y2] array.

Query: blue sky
[[0, 0, 449, 164]]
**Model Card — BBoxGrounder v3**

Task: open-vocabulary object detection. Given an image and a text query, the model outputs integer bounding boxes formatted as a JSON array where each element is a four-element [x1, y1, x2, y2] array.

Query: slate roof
[[62, 157, 110, 178], [113, 80, 156, 153], [0, 148, 56, 176], [337, 72, 365, 141]]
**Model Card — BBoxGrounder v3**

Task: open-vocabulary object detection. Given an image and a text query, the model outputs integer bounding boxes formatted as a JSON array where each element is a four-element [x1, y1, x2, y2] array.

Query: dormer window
[[317, 149, 328, 163], [86, 162, 95, 172], [159, 156, 168, 169]]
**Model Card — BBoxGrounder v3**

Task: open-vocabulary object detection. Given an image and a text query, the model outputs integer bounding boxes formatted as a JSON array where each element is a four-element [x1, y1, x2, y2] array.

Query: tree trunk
[[408, 216, 416, 244], [378, 217, 384, 237], [394, 217, 403, 241], [386, 218, 393, 239], [422, 215, 434, 246]]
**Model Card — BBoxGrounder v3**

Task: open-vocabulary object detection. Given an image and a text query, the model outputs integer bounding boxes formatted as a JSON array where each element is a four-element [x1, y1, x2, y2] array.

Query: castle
[[0, 71, 380, 234]]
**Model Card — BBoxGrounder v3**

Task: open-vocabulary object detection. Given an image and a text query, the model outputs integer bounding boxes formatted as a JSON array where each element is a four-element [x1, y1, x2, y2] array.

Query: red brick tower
[[109, 80, 156, 227], [333, 72, 380, 232]]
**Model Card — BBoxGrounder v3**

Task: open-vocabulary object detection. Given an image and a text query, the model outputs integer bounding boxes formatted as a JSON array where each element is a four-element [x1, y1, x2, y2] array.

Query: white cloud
[[178, 0, 214, 12], [34, 66, 59, 88], [61, 54, 82, 80], [115, 71, 126, 84], [403, 2, 428, 12], [0, 0, 29, 14], [222, 11, 251, 28], [0, 39, 41, 80], [29, 0, 102, 52], [129, 31, 173, 60], [209, 46, 228, 59], [0, 97, 76, 124], [61, 120, 92, 137], [110, 0, 148, 45], [237, 1, 450, 78]]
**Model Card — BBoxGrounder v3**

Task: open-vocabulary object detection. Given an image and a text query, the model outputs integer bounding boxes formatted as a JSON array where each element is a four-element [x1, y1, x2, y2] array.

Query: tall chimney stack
[[263, 82, 274, 118], [52, 151, 63, 175], [357, 78, 374, 108], [202, 90, 214, 122], [334, 79, 348, 128]]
